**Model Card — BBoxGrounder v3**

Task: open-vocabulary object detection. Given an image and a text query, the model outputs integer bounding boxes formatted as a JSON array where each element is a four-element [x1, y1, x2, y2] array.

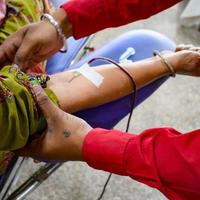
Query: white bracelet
[[153, 50, 176, 77], [41, 13, 67, 53]]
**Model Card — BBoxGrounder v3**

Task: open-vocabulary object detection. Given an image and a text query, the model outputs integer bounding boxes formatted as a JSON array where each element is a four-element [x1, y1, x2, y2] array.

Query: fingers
[[176, 44, 200, 53], [13, 36, 38, 70], [176, 44, 194, 52], [0, 47, 10, 67], [0, 24, 41, 70], [0, 26, 28, 68], [175, 49, 200, 77], [13, 37, 36, 70], [0, 21, 63, 70], [32, 85, 59, 120], [189, 47, 200, 53], [0, 36, 19, 67]]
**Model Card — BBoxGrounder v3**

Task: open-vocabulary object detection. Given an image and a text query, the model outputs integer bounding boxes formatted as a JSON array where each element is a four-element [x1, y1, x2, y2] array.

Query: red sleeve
[[61, 0, 182, 39], [83, 128, 200, 200]]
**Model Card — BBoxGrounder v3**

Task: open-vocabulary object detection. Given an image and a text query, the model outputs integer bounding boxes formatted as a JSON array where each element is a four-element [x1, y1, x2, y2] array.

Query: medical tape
[[73, 63, 104, 87]]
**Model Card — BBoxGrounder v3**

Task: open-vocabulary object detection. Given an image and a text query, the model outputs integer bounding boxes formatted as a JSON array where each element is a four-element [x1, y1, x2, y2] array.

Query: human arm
[[62, 0, 182, 39], [49, 54, 172, 113], [15, 47, 200, 199], [83, 128, 200, 200], [17, 83, 200, 200], [1, 46, 198, 155], [0, 8, 72, 69], [0, 0, 182, 69], [48, 49, 200, 113]]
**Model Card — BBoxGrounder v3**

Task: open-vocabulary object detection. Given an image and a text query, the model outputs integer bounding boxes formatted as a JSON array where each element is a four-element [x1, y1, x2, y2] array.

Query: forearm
[[48, 55, 172, 113], [51, 8, 73, 38], [61, 0, 182, 39], [83, 128, 200, 199], [48, 0, 181, 39]]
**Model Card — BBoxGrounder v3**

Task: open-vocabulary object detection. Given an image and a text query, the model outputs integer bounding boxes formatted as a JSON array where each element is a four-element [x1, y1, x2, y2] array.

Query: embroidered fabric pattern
[[0, 66, 59, 175]]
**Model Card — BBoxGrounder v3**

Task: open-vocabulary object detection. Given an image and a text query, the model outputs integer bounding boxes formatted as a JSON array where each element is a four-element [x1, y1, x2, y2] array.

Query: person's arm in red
[[83, 128, 200, 200], [61, 0, 182, 39]]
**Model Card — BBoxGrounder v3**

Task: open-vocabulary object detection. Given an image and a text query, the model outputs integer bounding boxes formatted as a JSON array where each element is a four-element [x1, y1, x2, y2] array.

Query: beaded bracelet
[[153, 50, 176, 77], [41, 13, 67, 53]]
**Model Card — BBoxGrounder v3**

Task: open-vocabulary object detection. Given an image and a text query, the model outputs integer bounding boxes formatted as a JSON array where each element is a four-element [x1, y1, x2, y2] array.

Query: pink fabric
[[0, 0, 6, 25]]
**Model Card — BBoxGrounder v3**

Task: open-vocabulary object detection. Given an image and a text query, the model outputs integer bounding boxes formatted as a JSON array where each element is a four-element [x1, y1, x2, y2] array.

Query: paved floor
[[14, 1, 200, 200]]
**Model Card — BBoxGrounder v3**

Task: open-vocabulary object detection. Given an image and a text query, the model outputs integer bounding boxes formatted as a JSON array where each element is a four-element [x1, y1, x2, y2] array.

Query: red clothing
[[61, 0, 181, 39], [83, 128, 200, 200]]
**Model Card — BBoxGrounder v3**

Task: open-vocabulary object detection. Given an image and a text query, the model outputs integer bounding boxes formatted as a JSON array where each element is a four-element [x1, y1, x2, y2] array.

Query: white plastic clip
[[119, 47, 136, 63]]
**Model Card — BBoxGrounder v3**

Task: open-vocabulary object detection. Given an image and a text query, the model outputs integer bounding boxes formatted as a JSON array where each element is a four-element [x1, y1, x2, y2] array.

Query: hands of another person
[[16, 85, 92, 162], [0, 8, 72, 71]]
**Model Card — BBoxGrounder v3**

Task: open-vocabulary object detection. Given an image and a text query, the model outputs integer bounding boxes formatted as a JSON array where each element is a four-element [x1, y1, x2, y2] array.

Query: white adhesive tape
[[74, 63, 104, 87]]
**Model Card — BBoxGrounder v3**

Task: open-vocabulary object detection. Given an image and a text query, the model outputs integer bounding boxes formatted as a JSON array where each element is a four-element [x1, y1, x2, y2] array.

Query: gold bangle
[[153, 50, 176, 77]]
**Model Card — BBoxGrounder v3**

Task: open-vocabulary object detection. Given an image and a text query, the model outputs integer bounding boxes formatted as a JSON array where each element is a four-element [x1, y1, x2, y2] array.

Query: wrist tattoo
[[67, 71, 81, 83], [63, 129, 71, 137]]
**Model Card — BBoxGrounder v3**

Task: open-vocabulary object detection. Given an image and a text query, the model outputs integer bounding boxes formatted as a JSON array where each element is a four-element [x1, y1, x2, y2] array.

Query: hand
[[15, 85, 92, 161], [174, 50, 200, 76], [175, 44, 196, 52], [164, 46, 200, 76], [0, 8, 72, 71]]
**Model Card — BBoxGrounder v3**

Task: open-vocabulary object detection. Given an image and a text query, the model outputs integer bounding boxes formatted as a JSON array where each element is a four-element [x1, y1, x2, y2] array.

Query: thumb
[[32, 85, 59, 119], [13, 35, 36, 70]]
